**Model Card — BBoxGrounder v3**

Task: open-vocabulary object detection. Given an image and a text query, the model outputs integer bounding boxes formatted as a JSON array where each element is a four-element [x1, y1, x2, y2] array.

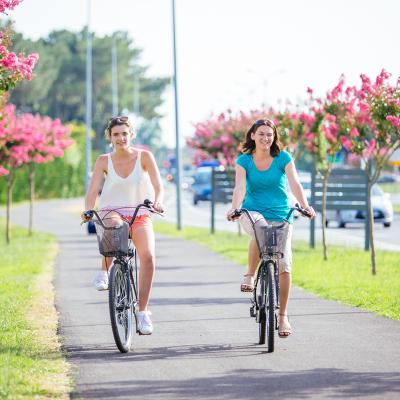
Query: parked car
[[191, 166, 212, 205], [377, 173, 400, 184], [326, 184, 394, 228]]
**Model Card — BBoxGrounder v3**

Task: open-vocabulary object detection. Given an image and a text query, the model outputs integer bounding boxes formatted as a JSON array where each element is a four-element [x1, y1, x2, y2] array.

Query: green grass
[[380, 182, 400, 194], [155, 221, 400, 320], [393, 204, 400, 214], [0, 220, 70, 399]]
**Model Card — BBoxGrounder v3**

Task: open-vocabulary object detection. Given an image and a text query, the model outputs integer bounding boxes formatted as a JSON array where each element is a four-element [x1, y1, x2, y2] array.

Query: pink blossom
[[0, 0, 20, 14], [350, 127, 360, 137], [0, 165, 9, 175], [363, 139, 376, 159], [386, 115, 400, 128], [375, 69, 391, 87], [341, 136, 352, 151]]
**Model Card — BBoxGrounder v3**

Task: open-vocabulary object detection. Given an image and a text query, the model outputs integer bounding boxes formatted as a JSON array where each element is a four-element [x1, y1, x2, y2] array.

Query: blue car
[[191, 167, 212, 205]]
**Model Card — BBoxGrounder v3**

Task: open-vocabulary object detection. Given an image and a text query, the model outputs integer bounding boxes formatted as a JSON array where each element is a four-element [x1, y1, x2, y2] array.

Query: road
[[4, 198, 400, 399], [165, 184, 400, 252]]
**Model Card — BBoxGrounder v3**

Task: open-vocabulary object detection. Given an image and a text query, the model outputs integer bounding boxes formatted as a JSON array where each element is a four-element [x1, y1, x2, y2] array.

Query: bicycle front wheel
[[109, 262, 133, 353], [255, 264, 267, 345], [266, 261, 276, 353]]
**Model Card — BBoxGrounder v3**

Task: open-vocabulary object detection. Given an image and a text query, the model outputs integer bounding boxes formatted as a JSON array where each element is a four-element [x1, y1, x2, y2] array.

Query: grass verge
[[0, 220, 71, 399], [155, 221, 400, 320], [380, 182, 400, 194]]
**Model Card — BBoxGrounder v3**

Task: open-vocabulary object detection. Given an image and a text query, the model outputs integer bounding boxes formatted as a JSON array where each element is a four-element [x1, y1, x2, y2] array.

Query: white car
[[326, 184, 394, 228]]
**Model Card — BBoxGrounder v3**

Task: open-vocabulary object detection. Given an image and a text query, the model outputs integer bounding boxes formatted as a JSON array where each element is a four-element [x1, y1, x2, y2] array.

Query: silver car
[[326, 184, 394, 228]]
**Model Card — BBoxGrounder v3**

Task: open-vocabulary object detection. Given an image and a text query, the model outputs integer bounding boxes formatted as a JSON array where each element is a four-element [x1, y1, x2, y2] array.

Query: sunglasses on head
[[108, 116, 129, 124]]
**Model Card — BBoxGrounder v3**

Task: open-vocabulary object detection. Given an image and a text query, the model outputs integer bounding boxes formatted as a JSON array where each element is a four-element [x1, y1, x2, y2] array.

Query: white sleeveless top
[[99, 150, 154, 216]]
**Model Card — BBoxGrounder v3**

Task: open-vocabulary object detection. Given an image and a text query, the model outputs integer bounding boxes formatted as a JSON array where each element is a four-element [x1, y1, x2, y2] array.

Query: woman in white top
[[83, 116, 164, 335]]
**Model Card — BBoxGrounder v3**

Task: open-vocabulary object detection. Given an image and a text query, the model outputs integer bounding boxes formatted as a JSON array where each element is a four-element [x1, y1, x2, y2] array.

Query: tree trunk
[[28, 164, 35, 236], [321, 172, 330, 261], [5, 170, 16, 245], [367, 180, 376, 275]]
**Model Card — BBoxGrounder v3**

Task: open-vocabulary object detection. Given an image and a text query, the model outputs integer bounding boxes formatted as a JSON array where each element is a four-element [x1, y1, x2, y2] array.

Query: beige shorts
[[239, 211, 293, 273]]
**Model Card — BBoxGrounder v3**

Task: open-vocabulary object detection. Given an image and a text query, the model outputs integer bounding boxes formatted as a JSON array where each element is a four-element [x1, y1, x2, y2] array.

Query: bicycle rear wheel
[[265, 261, 276, 352], [109, 261, 133, 353]]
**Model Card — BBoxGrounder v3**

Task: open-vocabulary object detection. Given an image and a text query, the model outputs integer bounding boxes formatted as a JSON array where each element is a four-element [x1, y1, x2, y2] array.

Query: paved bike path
[[6, 199, 400, 399]]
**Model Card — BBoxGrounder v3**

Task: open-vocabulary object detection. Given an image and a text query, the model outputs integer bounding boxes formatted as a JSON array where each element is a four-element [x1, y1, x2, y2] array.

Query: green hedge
[[0, 122, 95, 204]]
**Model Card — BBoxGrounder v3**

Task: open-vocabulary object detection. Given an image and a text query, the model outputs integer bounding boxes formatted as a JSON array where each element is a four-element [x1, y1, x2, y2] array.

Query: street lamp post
[[171, 0, 182, 230], [85, 0, 93, 190], [111, 37, 119, 116]]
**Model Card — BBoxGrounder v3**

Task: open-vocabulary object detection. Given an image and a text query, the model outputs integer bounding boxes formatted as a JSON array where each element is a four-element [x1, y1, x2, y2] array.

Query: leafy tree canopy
[[7, 25, 170, 150]]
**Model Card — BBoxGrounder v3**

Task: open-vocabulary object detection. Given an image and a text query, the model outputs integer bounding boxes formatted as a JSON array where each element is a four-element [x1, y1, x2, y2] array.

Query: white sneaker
[[137, 311, 153, 335], [93, 271, 108, 291]]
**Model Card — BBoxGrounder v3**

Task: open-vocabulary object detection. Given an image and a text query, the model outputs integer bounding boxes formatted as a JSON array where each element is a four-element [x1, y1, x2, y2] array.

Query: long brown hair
[[240, 118, 281, 157]]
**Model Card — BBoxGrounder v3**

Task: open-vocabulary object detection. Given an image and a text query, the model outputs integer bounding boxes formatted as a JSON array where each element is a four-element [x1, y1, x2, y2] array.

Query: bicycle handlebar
[[81, 199, 163, 228], [229, 203, 312, 224]]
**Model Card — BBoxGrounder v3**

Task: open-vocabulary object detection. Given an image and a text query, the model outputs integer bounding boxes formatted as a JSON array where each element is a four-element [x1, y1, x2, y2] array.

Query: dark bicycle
[[231, 204, 311, 353], [82, 199, 161, 353]]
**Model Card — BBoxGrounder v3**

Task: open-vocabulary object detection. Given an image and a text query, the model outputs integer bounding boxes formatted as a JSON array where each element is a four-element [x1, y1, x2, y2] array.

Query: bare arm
[[286, 161, 316, 217], [84, 155, 107, 211], [142, 151, 165, 210], [227, 164, 246, 219]]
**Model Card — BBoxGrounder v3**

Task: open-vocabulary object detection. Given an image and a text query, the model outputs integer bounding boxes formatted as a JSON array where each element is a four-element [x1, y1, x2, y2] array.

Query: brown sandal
[[240, 274, 255, 292], [278, 314, 292, 338]]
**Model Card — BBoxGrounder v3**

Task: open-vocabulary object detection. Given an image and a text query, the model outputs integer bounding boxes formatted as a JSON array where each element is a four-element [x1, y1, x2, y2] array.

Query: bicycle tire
[[256, 264, 267, 345], [266, 261, 276, 353], [109, 262, 133, 353]]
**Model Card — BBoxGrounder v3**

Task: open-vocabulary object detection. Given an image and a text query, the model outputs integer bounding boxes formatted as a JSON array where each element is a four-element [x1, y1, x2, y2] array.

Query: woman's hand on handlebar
[[227, 208, 241, 221], [299, 205, 316, 219], [80, 210, 94, 223], [153, 201, 164, 213]]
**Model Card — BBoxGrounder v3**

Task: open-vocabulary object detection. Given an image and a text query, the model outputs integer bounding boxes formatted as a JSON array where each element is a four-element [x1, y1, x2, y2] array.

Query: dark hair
[[240, 118, 281, 157], [105, 116, 134, 140]]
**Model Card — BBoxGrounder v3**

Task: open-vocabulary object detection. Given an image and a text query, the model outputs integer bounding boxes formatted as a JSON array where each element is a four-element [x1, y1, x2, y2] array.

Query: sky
[[8, 0, 400, 147]]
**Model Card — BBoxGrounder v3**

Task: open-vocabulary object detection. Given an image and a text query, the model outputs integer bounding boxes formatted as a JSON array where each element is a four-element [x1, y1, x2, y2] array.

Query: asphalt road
[[5, 198, 400, 400]]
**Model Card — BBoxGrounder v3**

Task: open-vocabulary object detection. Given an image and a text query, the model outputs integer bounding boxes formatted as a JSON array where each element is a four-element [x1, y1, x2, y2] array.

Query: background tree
[[9, 28, 169, 151], [21, 114, 73, 234], [343, 69, 400, 274]]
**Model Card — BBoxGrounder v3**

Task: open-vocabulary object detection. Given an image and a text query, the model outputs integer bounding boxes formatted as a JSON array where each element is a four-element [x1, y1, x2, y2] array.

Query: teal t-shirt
[[236, 150, 293, 222]]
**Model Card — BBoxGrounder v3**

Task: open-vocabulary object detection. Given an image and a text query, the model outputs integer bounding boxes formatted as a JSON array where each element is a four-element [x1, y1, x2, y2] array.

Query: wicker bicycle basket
[[253, 221, 287, 258], [94, 219, 130, 257]]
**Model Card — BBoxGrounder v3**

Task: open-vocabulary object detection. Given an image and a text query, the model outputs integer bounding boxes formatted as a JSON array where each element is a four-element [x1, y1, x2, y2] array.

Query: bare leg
[[278, 271, 292, 337], [247, 238, 260, 276], [102, 257, 113, 272], [132, 225, 155, 312], [241, 239, 260, 290], [279, 272, 291, 315]]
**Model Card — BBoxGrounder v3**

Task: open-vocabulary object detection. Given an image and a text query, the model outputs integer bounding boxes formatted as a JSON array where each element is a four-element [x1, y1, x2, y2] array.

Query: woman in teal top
[[227, 118, 315, 338]]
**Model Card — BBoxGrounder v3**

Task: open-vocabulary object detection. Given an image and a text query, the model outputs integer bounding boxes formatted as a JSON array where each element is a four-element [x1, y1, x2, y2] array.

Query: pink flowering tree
[[0, 104, 30, 242], [0, 0, 20, 14], [0, 26, 39, 100], [274, 110, 307, 159], [302, 80, 357, 260], [1, 1, 39, 101], [188, 109, 273, 166], [22, 113, 73, 234], [342, 69, 400, 274], [0, 106, 73, 241]]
